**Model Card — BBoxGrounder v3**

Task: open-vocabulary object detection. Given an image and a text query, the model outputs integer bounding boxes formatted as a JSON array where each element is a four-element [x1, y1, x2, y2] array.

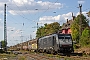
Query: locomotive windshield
[[58, 34, 72, 43], [58, 36, 64, 39]]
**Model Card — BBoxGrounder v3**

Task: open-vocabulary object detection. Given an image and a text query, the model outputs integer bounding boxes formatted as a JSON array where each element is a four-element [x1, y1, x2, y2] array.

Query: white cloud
[[8, 10, 38, 15], [5, 0, 63, 15], [10, 29, 22, 37], [38, 11, 89, 26], [7, 27, 15, 35], [0, 0, 63, 15], [0, 19, 1, 21], [6, 26, 24, 46], [7, 26, 22, 39], [76, 11, 87, 17], [0, 10, 3, 14], [78, 0, 85, 4], [39, 12, 72, 25], [61, 12, 72, 20], [39, 16, 54, 21], [11, 0, 29, 6], [7, 27, 15, 30], [39, 15, 61, 21]]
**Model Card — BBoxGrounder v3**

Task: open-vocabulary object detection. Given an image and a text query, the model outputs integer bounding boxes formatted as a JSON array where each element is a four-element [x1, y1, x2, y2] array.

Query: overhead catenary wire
[[8, 6, 32, 35], [83, 8, 90, 12], [7, 6, 31, 29], [7, 1, 35, 24], [35, 0, 59, 19], [7, 0, 60, 25], [19, 0, 61, 35], [7, 5, 32, 23]]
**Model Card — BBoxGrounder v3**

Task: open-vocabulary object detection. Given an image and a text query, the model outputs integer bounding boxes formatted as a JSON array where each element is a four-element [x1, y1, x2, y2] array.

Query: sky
[[0, 0, 90, 46]]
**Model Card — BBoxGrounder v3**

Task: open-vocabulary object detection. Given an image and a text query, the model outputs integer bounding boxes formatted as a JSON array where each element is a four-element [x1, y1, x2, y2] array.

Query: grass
[[0, 53, 16, 60], [42, 53, 75, 60], [18, 56, 26, 60], [0, 53, 27, 60]]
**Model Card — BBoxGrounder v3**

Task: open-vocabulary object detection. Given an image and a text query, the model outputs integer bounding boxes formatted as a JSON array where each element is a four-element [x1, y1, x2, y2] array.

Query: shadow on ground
[[59, 53, 83, 56]]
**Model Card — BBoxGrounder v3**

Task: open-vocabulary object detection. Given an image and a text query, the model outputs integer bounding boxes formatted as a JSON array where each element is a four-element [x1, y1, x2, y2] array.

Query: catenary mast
[[4, 4, 7, 52]]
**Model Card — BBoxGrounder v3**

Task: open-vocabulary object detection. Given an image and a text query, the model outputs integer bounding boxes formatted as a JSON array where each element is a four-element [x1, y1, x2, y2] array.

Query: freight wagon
[[27, 39, 37, 52]]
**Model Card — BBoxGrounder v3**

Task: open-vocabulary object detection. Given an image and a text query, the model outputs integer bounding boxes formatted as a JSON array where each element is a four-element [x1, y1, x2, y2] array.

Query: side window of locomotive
[[53, 36, 55, 45], [53, 36, 56, 41]]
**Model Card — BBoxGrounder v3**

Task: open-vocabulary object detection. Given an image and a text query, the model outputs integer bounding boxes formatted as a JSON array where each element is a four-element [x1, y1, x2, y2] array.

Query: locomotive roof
[[39, 33, 71, 39]]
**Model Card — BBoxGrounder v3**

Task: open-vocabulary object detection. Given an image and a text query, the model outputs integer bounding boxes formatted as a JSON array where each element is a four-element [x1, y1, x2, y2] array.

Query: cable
[[7, 5, 35, 35], [34, 0, 59, 21], [83, 8, 90, 12], [7, 5, 32, 22]]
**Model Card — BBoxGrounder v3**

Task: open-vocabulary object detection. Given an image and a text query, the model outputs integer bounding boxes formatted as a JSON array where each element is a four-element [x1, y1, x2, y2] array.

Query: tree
[[36, 22, 61, 38], [71, 14, 89, 43], [1, 40, 5, 48], [80, 27, 90, 47]]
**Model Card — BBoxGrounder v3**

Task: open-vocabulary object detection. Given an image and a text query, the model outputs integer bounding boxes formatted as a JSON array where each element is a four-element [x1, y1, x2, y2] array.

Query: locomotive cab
[[57, 34, 74, 53]]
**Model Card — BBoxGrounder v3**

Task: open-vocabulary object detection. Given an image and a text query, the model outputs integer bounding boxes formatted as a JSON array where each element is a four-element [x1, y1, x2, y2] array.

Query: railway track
[[0, 51, 90, 60], [24, 52, 90, 60], [26, 53, 57, 60]]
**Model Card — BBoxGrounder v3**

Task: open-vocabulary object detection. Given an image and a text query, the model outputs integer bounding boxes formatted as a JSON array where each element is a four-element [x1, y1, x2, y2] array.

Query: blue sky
[[0, 0, 90, 46]]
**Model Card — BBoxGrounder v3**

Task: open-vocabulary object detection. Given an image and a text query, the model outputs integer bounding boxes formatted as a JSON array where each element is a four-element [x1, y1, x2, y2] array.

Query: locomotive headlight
[[44, 48, 46, 49], [69, 39, 72, 42]]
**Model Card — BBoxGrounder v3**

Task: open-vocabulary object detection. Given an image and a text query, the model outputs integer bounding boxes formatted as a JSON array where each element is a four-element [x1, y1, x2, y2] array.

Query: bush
[[0, 49, 5, 53], [79, 27, 90, 47]]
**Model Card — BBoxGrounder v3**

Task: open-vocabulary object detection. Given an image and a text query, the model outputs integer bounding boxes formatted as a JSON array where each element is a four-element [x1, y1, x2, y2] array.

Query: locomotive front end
[[58, 34, 74, 53]]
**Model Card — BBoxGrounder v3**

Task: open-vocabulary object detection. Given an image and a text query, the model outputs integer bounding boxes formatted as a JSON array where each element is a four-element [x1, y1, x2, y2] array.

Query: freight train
[[12, 33, 74, 54]]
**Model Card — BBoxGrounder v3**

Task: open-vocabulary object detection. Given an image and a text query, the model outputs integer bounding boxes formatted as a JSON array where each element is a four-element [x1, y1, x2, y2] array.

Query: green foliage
[[36, 22, 61, 38], [71, 14, 89, 43], [73, 44, 81, 49], [73, 44, 78, 49], [1, 40, 5, 48], [80, 27, 90, 47], [0, 49, 5, 53], [71, 23, 79, 42]]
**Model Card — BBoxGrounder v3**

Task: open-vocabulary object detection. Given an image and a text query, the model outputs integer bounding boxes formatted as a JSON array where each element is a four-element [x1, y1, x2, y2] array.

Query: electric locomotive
[[37, 33, 74, 54]]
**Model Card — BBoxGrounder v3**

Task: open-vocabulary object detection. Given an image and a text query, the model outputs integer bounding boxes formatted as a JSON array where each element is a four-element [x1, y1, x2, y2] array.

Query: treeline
[[36, 22, 61, 38], [36, 12, 90, 47]]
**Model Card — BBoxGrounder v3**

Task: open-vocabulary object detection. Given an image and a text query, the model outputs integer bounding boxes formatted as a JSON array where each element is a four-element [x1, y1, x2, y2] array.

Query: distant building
[[60, 19, 73, 34]]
